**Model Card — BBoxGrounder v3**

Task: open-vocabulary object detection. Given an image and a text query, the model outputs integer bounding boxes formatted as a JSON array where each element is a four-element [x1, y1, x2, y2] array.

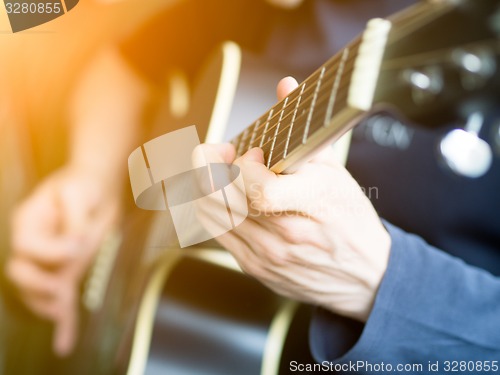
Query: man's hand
[[5, 164, 120, 356], [195, 77, 391, 322]]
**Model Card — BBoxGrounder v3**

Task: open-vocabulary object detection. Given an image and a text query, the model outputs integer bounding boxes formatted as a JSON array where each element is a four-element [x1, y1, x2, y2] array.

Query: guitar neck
[[229, 18, 391, 173]]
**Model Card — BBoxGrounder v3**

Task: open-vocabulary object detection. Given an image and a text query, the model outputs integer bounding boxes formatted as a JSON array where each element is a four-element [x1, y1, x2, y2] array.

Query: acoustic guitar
[[66, 1, 500, 374]]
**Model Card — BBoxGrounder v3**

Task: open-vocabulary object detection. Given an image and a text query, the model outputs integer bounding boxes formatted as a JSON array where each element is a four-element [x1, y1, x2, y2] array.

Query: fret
[[329, 49, 357, 116], [267, 97, 288, 168], [231, 133, 242, 151], [302, 66, 325, 144], [237, 127, 250, 156], [285, 88, 349, 155], [229, 39, 361, 172], [269, 66, 353, 167], [284, 82, 306, 159], [248, 119, 260, 151], [324, 48, 349, 127], [259, 109, 273, 148]]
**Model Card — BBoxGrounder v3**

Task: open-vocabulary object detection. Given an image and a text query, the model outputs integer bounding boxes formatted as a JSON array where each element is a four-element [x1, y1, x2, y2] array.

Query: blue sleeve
[[309, 222, 500, 370]]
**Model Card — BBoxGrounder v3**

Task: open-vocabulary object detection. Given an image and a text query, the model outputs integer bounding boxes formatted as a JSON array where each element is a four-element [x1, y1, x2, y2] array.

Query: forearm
[[311, 222, 500, 366], [68, 46, 149, 184]]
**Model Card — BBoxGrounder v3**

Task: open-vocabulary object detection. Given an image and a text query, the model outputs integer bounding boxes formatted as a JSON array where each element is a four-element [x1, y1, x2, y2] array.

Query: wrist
[[325, 225, 391, 323], [359, 228, 391, 321]]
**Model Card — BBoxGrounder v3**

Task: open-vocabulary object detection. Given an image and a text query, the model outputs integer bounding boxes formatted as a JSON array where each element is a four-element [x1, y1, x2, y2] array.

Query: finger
[[235, 148, 317, 213], [12, 237, 79, 266], [277, 76, 299, 101], [192, 143, 236, 169], [214, 218, 268, 271], [12, 194, 77, 265], [20, 292, 58, 320], [300, 143, 352, 173], [5, 258, 60, 297], [53, 284, 78, 357]]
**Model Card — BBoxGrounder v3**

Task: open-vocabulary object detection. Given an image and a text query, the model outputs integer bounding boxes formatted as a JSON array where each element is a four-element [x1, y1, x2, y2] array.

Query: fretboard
[[229, 41, 359, 172], [229, 17, 392, 173]]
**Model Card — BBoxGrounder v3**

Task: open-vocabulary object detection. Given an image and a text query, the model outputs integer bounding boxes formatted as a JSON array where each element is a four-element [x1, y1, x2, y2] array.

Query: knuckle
[[265, 248, 291, 267], [239, 260, 259, 277], [275, 218, 306, 245], [282, 229, 305, 245]]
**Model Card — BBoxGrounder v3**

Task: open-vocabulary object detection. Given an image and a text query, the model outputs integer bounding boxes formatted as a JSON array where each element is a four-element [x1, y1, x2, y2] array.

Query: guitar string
[[227, 39, 361, 142], [233, 43, 358, 140], [380, 38, 500, 71], [263, 86, 349, 166], [254, 82, 348, 159], [230, 3, 462, 159], [229, 42, 360, 146], [263, 38, 500, 167], [231, 24, 443, 151], [230, 2, 474, 168], [235, 61, 356, 157], [231, 54, 355, 151], [233, 33, 499, 161]]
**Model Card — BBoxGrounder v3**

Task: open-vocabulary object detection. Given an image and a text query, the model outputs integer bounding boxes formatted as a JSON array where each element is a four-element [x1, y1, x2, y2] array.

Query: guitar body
[[68, 42, 314, 375]]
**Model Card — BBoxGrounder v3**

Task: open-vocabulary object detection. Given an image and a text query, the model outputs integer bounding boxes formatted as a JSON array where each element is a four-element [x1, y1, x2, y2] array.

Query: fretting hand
[[194, 77, 391, 321]]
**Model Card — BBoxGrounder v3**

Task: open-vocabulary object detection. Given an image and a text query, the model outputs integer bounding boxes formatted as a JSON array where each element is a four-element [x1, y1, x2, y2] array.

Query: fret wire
[[284, 82, 306, 159], [267, 97, 288, 168], [257, 3, 439, 162], [231, 133, 242, 150], [278, 89, 348, 162], [237, 127, 250, 156], [302, 66, 325, 144], [248, 119, 261, 151], [261, 90, 352, 167], [266, 86, 350, 167], [245, 63, 336, 147], [258, 51, 360, 148], [270, 107, 331, 167], [259, 109, 274, 148], [259, 69, 353, 153], [251, 61, 354, 151], [252, 53, 358, 149], [255, 80, 351, 168], [273, 103, 340, 163], [281, 85, 350, 151], [252, 52, 344, 135], [260, 88, 349, 166], [233, 110, 274, 149], [228, 45, 357, 146], [228, 40, 360, 158], [324, 48, 349, 127]]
